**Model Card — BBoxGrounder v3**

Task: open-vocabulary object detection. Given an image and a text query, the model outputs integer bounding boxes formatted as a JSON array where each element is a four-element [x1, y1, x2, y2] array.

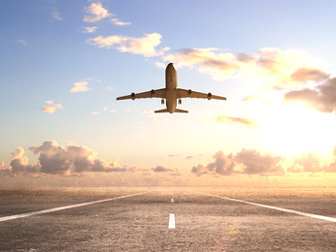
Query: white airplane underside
[[116, 63, 226, 113]]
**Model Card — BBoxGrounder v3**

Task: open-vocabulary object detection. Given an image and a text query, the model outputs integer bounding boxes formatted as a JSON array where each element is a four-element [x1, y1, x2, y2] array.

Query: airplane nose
[[167, 63, 175, 69]]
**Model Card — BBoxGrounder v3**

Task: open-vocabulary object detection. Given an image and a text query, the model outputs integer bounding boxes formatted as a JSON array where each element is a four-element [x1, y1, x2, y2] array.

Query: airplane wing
[[116, 88, 166, 101], [177, 88, 226, 100]]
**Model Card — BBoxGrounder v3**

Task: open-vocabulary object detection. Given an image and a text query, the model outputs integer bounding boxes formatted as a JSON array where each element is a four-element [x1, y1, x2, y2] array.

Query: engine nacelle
[[131, 92, 135, 100], [188, 89, 192, 95], [207, 92, 212, 100], [178, 99, 182, 104], [151, 89, 155, 95], [161, 99, 164, 104]]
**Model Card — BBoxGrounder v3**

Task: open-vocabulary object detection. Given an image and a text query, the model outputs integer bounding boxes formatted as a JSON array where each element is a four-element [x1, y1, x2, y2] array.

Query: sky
[[1, 0, 336, 187]]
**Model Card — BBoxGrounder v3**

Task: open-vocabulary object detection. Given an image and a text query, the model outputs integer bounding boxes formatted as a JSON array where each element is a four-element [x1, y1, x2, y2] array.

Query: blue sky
[[1, 0, 336, 187]]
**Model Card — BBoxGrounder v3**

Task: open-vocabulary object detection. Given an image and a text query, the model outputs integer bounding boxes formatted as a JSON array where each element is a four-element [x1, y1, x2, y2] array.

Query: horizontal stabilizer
[[154, 109, 169, 113], [174, 109, 188, 113]]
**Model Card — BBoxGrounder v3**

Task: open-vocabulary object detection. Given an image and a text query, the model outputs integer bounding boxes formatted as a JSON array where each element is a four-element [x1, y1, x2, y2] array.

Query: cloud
[[29, 141, 133, 174], [290, 68, 329, 83], [6, 147, 40, 175], [0, 142, 186, 180], [82, 27, 98, 33], [235, 149, 284, 175], [192, 151, 235, 176], [289, 148, 336, 173], [83, 2, 130, 26], [70, 81, 90, 93], [163, 47, 327, 83], [17, 39, 27, 46], [163, 46, 335, 115], [51, 8, 62, 21], [92, 107, 116, 115], [287, 152, 322, 173], [325, 147, 336, 173], [216, 116, 257, 127], [41, 100, 63, 114], [284, 77, 336, 113], [111, 18, 131, 26], [152, 165, 173, 173], [83, 2, 112, 23], [42, 106, 56, 114], [155, 62, 166, 69], [192, 149, 284, 176], [1, 141, 135, 176], [87, 33, 164, 57], [193, 146, 336, 177]]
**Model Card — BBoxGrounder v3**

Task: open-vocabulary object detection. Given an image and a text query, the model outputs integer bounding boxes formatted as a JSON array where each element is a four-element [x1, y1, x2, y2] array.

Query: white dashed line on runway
[[168, 213, 175, 229]]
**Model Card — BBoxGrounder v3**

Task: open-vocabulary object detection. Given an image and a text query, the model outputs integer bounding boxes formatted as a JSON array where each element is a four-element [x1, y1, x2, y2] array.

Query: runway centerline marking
[[0, 191, 149, 223], [195, 191, 336, 223], [168, 213, 175, 229]]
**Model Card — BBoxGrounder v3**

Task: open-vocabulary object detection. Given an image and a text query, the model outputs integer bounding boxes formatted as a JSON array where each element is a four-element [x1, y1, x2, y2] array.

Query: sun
[[258, 102, 336, 159]]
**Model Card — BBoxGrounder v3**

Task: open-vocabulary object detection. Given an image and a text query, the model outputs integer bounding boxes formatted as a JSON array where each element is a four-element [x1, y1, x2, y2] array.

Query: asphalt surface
[[0, 188, 335, 252]]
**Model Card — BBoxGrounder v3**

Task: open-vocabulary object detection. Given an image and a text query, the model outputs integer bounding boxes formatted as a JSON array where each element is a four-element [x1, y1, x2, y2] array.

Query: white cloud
[[87, 33, 164, 57], [83, 2, 112, 23], [52, 103, 63, 109], [51, 8, 62, 21], [163, 47, 328, 84], [155, 62, 166, 69], [42, 106, 56, 114], [41, 100, 63, 114], [1, 141, 136, 176], [216, 115, 257, 128], [17, 39, 27, 46], [192, 149, 284, 176], [70, 81, 90, 93], [82, 26, 98, 33], [111, 18, 131, 26], [284, 77, 336, 113], [45, 100, 53, 105], [83, 2, 131, 27]]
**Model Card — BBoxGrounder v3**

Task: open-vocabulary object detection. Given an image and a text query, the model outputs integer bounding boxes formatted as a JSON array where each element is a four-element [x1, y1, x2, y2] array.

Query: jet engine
[[131, 92, 135, 100], [207, 93, 212, 100]]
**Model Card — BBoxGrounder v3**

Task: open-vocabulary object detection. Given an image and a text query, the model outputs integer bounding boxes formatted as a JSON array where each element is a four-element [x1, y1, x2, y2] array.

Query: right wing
[[116, 88, 166, 101], [177, 88, 226, 100]]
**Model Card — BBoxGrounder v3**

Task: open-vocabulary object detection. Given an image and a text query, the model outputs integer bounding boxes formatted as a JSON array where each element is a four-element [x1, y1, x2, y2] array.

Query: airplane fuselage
[[165, 63, 178, 113]]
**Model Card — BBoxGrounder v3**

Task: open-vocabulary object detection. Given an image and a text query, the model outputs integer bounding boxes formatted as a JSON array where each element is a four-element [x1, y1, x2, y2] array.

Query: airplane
[[116, 63, 226, 113]]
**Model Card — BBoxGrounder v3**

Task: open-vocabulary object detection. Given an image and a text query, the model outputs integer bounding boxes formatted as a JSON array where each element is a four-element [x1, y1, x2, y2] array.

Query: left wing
[[116, 88, 166, 101], [177, 88, 226, 100]]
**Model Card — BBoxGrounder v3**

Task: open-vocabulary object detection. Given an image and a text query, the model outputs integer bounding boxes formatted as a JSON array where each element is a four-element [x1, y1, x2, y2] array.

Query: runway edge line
[[0, 191, 149, 223], [195, 191, 336, 223]]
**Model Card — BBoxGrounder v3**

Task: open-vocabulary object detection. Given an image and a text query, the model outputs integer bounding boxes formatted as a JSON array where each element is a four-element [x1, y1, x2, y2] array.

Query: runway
[[0, 188, 335, 251]]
